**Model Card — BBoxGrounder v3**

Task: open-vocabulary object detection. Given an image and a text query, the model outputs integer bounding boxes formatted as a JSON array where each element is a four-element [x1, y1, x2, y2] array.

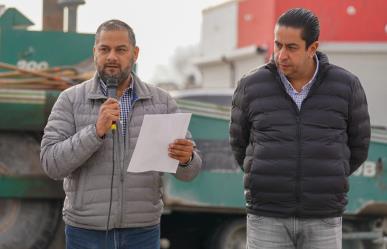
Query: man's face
[[274, 25, 317, 80], [93, 30, 139, 84]]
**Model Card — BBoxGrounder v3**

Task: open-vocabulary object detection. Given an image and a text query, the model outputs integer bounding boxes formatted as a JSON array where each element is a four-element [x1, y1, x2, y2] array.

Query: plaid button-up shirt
[[100, 77, 137, 136], [279, 55, 319, 110]]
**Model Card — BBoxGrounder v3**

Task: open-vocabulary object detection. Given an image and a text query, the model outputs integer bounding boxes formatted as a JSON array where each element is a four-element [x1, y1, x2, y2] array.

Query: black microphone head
[[106, 77, 118, 99]]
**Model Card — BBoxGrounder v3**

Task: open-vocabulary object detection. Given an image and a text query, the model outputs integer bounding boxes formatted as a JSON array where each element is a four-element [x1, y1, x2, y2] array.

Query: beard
[[97, 59, 134, 86]]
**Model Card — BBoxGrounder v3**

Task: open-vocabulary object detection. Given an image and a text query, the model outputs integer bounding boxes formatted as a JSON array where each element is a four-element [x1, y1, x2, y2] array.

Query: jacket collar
[[265, 51, 331, 96], [131, 73, 152, 100]]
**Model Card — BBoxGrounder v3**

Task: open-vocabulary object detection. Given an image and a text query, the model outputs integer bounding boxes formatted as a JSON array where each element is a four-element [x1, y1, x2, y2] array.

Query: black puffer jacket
[[229, 52, 370, 218]]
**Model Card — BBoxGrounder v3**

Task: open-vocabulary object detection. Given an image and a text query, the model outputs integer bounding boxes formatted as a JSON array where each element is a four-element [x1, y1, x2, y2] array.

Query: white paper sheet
[[127, 113, 192, 173]]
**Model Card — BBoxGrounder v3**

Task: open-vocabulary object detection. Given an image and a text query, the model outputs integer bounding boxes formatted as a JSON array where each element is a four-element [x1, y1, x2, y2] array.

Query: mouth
[[103, 65, 121, 75], [279, 64, 291, 70], [104, 64, 120, 69]]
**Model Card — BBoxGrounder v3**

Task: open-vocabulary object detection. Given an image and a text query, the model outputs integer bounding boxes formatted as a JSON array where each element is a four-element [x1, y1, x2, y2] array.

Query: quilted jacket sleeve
[[166, 94, 202, 181], [348, 77, 371, 174], [40, 89, 104, 180], [229, 77, 251, 168]]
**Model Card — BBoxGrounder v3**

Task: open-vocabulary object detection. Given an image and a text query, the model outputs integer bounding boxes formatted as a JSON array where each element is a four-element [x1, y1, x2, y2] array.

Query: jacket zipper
[[285, 96, 302, 216], [271, 70, 303, 216], [286, 92, 303, 216], [267, 61, 328, 217], [295, 114, 301, 216], [115, 122, 124, 227], [118, 97, 143, 227]]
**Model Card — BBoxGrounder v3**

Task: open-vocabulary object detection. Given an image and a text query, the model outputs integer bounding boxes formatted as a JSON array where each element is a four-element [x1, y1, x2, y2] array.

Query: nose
[[277, 47, 288, 61], [107, 50, 118, 62]]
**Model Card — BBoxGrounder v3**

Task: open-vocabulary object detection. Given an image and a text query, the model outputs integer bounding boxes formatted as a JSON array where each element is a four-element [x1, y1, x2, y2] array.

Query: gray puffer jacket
[[40, 73, 202, 230]]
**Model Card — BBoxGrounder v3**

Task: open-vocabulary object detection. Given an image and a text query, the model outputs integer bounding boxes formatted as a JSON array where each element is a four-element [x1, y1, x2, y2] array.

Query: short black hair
[[277, 8, 320, 48], [95, 19, 136, 46]]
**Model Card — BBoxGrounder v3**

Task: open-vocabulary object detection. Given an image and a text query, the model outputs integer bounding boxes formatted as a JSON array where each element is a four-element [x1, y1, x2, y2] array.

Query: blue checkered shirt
[[279, 55, 319, 110], [100, 77, 137, 136]]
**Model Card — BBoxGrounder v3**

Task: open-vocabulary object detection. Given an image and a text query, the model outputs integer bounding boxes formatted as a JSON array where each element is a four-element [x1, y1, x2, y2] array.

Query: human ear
[[309, 41, 319, 58]]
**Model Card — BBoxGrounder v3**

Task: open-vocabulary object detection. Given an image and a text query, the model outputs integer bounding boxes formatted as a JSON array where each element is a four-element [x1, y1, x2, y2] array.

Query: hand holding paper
[[168, 139, 193, 165], [128, 113, 192, 173]]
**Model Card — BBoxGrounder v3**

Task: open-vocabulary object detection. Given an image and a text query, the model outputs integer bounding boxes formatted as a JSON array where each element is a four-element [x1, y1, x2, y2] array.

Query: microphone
[[106, 77, 119, 130], [106, 77, 118, 99]]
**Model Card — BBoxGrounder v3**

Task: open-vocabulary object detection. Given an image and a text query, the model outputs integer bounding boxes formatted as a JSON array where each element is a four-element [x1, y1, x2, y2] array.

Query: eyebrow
[[98, 44, 129, 48], [275, 41, 299, 47]]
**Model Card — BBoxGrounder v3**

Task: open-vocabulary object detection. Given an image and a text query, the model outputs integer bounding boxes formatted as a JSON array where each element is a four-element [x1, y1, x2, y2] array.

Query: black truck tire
[[0, 199, 62, 249], [210, 217, 246, 249], [0, 132, 63, 248]]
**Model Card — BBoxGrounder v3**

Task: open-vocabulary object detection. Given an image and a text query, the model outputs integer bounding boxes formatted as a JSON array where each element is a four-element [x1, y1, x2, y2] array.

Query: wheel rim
[[224, 224, 246, 249]]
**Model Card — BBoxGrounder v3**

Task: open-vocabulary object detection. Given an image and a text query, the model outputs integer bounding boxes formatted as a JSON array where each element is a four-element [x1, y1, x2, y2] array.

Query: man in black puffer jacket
[[229, 8, 370, 249]]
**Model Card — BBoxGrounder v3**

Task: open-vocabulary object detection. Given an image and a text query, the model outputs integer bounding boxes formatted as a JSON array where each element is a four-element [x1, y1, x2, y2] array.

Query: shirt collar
[[279, 54, 319, 93]]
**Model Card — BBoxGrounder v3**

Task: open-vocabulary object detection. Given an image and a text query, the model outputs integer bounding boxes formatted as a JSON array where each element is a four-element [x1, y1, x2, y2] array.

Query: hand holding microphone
[[96, 77, 119, 138]]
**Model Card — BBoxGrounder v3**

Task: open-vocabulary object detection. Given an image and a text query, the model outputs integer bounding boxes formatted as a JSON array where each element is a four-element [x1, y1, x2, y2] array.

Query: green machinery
[[0, 7, 94, 72], [0, 6, 93, 249], [0, 88, 65, 248]]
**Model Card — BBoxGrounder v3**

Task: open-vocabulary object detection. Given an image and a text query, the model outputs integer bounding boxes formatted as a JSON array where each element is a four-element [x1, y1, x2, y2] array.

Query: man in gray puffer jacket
[[40, 19, 202, 249]]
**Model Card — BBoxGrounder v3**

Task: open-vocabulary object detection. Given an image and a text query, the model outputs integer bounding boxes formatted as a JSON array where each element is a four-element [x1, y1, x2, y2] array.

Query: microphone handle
[[107, 86, 117, 130]]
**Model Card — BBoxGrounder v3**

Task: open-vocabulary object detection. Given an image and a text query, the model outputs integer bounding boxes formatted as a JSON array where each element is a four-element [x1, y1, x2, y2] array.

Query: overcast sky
[[1, 0, 226, 82]]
